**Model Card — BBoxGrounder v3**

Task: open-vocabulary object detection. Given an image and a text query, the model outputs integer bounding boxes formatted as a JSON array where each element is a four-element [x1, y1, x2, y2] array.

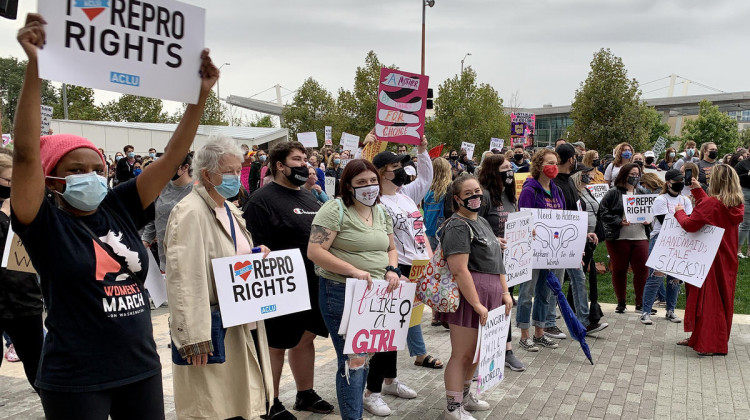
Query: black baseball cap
[[372, 151, 411, 169], [556, 143, 577, 162], [665, 169, 684, 182]]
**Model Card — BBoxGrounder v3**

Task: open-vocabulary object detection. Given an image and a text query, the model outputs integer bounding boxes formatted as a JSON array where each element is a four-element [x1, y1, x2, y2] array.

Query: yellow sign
[[408, 259, 429, 327], [362, 138, 388, 162], [514, 173, 532, 197]]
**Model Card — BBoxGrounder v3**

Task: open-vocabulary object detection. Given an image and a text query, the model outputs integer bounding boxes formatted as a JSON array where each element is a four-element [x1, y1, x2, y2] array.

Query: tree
[[424, 67, 509, 154], [53, 85, 103, 121], [1, 56, 58, 133], [169, 90, 228, 126], [100, 94, 169, 122], [739, 127, 750, 148], [249, 115, 275, 128], [281, 77, 336, 140], [567, 48, 652, 153], [681, 99, 739, 155], [642, 106, 670, 148]]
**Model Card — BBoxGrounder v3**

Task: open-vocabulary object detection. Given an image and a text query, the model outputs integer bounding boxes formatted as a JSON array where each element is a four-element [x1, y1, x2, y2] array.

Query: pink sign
[[375, 68, 429, 146]]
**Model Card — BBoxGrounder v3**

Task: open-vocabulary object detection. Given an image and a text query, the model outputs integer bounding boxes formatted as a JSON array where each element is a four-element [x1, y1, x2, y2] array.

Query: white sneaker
[[382, 379, 417, 399], [640, 313, 652, 325], [444, 406, 477, 420], [363, 392, 391, 416], [462, 392, 490, 411], [738, 252, 748, 259]]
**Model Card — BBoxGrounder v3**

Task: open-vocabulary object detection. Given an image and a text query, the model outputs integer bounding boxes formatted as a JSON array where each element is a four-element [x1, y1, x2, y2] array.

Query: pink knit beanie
[[39, 134, 106, 177]]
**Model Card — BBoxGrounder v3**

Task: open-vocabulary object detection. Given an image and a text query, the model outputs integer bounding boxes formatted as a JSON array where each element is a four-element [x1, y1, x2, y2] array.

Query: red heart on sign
[[233, 261, 253, 281]]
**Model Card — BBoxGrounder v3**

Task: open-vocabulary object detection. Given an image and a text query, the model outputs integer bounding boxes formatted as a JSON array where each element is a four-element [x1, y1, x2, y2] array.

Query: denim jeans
[[516, 269, 552, 329], [406, 324, 427, 357], [545, 269, 565, 328], [319, 277, 368, 420], [642, 235, 679, 314], [566, 267, 591, 327], [739, 187, 750, 252]]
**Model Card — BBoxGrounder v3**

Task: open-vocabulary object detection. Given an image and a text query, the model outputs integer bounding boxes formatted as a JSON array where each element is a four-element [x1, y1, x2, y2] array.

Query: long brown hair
[[477, 154, 516, 206]]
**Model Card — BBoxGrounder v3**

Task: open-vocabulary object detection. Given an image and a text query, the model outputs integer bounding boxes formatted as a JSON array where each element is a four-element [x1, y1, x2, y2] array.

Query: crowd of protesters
[[1, 13, 746, 420]]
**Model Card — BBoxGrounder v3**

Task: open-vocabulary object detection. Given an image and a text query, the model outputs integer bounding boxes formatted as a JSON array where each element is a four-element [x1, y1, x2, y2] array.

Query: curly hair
[[530, 149, 559, 179]]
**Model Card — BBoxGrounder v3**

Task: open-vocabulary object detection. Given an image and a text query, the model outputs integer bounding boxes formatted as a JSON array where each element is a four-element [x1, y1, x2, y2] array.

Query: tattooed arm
[[308, 224, 373, 284]]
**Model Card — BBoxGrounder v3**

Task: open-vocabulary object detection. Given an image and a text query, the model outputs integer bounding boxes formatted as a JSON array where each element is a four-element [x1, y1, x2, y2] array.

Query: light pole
[[421, 0, 435, 75], [460, 53, 472, 74], [216, 62, 230, 100]]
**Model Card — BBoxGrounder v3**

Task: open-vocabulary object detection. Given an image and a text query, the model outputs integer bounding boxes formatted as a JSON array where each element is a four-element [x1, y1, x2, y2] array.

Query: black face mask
[[0, 185, 10, 200], [627, 176, 640, 186], [671, 182, 684, 193], [171, 168, 183, 181], [388, 168, 410, 187], [708, 150, 718, 160], [500, 170, 514, 185], [581, 174, 591, 184], [450, 155, 459, 161], [285, 164, 309, 186], [514, 153, 524, 161], [635, 161, 644, 168], [458, 194, 483, 212], [592, 159, 601, 167], [646, 157, 655, 165]]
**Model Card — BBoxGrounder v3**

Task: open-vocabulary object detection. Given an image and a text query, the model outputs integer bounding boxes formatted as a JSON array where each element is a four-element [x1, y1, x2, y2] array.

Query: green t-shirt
[[312, 199, 393, 283]]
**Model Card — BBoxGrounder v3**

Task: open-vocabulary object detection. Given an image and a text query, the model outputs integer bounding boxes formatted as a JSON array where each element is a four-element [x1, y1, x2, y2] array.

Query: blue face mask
[[134, 168, 142, 176], [127, 152, 135, 159], [621, 151, 633, 160], [259, 155, 267, 162], [149, 153, 156, 158], [48, 172, 108, 212], [333, 159, 341, 165], [115, 156, 122, 161], [212, 174, 241, 199]]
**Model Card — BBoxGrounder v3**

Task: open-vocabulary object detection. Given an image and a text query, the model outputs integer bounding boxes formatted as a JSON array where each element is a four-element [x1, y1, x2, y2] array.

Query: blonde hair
[[613, 142, 633, 166], [582, 150, 598, 168], [707, 164, 743, 208], [640, 173, 664, 192], [429, 157, 452, 200]]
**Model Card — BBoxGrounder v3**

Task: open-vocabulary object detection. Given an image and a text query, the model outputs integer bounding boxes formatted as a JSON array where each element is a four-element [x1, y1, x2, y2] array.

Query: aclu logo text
[[261, 305, 277, 314], [110, 71, 140, 87]]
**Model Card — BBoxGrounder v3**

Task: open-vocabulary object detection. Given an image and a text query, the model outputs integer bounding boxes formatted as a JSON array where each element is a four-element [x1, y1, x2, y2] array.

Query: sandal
[[415, 355, 443, 369], [431, 320, 442, 327], [676, 339, 689, 346]]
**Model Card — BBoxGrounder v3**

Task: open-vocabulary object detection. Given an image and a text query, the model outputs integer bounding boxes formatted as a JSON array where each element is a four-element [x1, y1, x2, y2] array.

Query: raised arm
[[136, 50, 219, 209], [11, 14, 48, 226], [401, 136, 433, 203]]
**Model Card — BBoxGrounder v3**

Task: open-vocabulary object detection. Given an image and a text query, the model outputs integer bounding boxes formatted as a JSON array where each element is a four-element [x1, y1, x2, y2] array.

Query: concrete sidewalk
[[2, 303, 750, 419]]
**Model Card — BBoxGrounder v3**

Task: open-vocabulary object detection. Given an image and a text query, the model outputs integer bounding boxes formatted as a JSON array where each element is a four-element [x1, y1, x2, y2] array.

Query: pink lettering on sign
[[352, 329, 397, 353], [375, 68, 429, 146]]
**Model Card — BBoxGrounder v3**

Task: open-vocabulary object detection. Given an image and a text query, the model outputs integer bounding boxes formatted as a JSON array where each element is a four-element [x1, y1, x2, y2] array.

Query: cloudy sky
[[1, 0, 749, 114]]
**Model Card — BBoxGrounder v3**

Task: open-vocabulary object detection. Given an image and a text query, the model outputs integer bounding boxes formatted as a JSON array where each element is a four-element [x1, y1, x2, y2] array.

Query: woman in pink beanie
[[11, 14, 219, 419]]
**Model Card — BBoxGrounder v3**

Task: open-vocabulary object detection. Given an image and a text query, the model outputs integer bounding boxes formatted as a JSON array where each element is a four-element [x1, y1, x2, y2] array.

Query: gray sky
[[1, 0, 749, 114]]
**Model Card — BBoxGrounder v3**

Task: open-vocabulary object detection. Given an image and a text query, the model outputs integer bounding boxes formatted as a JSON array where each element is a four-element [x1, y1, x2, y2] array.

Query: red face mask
[[542, 164, 558, 179]]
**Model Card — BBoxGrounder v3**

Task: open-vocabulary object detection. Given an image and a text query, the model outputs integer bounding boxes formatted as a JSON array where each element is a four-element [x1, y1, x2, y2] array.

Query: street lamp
[[216, 62, 230, 101], [421, 0, 435, 75], [460, 53, 472, 74]]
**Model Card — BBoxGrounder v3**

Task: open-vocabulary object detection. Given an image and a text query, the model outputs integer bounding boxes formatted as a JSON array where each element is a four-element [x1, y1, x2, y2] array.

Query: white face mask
[[352, 184, 380, 207]]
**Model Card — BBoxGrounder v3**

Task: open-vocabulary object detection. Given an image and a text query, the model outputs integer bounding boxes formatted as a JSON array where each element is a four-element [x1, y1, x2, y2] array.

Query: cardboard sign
[[361, 138, 388, 162], [41, 105, 54, 135], [408, 259, 429, 328], [531, 209, 588, 269], [1, 226, 36, 274], [474, 306, 511, 395], [504, 211, 534, 287], [514, 172, 532, 197], [1, 134, 10, 146], [653, 136, 668, 157], [343, 279, 417, 354], [297, 132, 318, 148], [622, 194, 658, 224], [211, 249, 311, 327], [324, 176, 336, 198], [340, 132, 360, 152], [375, 68, 429, 146], [646, 216, 724, 287], [340, 158, 351, 169], [490, 138, 504, 152], [585, 184, 609, 202], [461, 142, 476, 160], [324, 126, 332, 146], [38, 0, 205, 104], [144, 252, 167, 307]]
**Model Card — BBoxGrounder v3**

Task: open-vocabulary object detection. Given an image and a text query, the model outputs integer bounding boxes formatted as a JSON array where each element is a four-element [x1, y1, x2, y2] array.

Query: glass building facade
[[534, 115, 573, 147]]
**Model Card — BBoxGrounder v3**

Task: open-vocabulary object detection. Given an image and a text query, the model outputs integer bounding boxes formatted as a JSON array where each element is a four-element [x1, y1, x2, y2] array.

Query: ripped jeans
[[319, 277, 368, 420]]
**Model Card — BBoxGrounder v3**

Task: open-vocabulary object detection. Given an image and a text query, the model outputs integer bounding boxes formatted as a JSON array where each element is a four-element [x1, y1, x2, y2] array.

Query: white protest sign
[[622, 194, 658, 224], [40, 105, 54, 135], [504, 211, 533, 287], [585, 184, 609, 202], [340, 132, 360, 152], [489, 138, 504, 152], [337, 278, 358, 334], [645, 216, 724, 288], [340, 158, 351, 168], [324, 126, 332, 146], [1, 134, 10, 146], [475, 306, 510, 395], [324, 176, 336, 198], [297, 132, 318, 148], [144, 252, 167, 307], [38, 0, 205, 104], [211, 249, 311, 327], [531, 209, 588, 269], [343, 279, 416, 354], [653, 136, 668, 157], [461, 141, 476, 160]]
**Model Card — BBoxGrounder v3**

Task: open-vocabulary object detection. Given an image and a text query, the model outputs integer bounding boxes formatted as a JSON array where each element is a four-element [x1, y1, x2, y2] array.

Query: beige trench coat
[[165, 184, 273, 419]]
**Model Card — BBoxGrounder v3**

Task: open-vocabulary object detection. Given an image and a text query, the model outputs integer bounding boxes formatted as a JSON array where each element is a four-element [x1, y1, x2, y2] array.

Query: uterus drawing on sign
[[533, 224, 579, 258]]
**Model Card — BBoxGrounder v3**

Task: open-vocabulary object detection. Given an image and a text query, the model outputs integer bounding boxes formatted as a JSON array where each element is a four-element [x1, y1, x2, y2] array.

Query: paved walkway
[[2, 304, 750, 419]]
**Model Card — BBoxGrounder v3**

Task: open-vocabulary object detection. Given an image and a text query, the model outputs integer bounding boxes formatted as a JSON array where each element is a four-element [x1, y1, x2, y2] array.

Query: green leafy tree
[[642, 106, 670, 148], [53, 85, 103, 121], [424, 67, 509, 154], [281, 77, 336, 141], [681, 99, 739, 155], [100, 94, 169, 122], [568, 48, 651, 152], [0, 56, 58, 133], [249, 115, 275, 128], [169, 90, 228, 125], [739, 127, 750, 148]]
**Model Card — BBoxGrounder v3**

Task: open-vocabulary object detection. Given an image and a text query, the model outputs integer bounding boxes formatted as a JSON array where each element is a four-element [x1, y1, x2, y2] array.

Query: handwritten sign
[[41, 105, 54, 135], [362, 138, 388, 162], [375, 68, 429, 146], [297, 132, 318, 148], [461, 142, 476, 160], [531, 209, 588, 269], [343, 279, 416, 354], [340, 132, 360, 152], [324, 126, 332, 146], [504, 211, 534, 287], [622, 194, 658, 224], [408, 259, 429, 328], [475, 306, 511, 395], [324, 176, 336, 198], [211, 249, 311, 327], [340, 158, 351, 169], [514, 172, 532, 197], [38, 0, 205, 104], [653, 136, 668, 157], [585, 184, 609, 202], [645, 216, 724, 288], [490, 138, 504, 152], [1, 226, 36, 274]]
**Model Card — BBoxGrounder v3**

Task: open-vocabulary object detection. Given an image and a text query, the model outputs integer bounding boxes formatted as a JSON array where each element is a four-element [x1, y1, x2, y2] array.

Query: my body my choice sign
[[211, 249, 310, 328], [38, 0, 205, 104]]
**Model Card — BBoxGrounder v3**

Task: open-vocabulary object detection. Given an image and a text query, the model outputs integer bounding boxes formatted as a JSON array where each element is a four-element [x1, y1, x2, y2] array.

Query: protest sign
[[37, 0, 205, 104], [490, 138, 504, 152], [653, 136, 668, 157], [622, 194, 658, 224], [324, 126, 332, 146], [514, 172, 532, 197], [324, 176, 336, 198], [504, 211, 534, 287], [211, 249, 310, 327], [343, 279, 417, 354], [375, 68, 429, 146], [408, 259, 429, 328], [510, 112, 535, 147], [645, 216, 724, 288], [531, 209, 588, 269], [144, 252, 167, 307], [461, 142, 476, 160], [1, 134, 10, 147], [340, 158, 351, 168], [340, 132, 360, 152], [1, 226, 35, 274], [474, 306, 511, 395], [297, 132, 318, 148], [40, 105, 54, 135], [362, 138, 388, 161], [585, 184, 609, 202]]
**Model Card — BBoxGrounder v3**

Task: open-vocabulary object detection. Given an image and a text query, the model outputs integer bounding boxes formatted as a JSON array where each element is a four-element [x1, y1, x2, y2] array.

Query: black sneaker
[[615, 303, 626, 313], [293, 389, 334, 414], [636, 305, 657, 315], [586, 322, 609, 334], [269, 398, 296, 420]]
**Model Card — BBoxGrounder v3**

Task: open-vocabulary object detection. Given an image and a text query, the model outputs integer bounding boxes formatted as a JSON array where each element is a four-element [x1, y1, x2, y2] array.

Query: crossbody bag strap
[[224, 203, 237, 252]]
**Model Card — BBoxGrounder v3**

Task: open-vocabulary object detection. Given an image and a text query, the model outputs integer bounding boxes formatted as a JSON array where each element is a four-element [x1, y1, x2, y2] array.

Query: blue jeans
[[319, 277, 368, 420], [545, 269, 565, 328], [739, 187, 750, 252], [566, 267, 591, 327], [642, 235, 679, 314], [406, 324, 427, 357], [516, 269, 552, 329]]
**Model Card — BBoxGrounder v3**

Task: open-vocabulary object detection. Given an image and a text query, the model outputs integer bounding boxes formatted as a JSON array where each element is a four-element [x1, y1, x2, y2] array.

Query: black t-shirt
[[11, 180, 160, 392], [0, 211, 43, 319], [439, 215, 505, 275], [735, 158, 750, 189]]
